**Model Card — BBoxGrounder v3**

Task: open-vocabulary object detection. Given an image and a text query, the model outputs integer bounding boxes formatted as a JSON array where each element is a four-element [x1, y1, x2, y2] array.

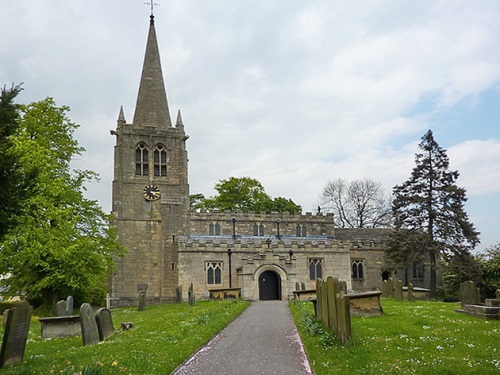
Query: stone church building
[[108, 15, 435, 307]]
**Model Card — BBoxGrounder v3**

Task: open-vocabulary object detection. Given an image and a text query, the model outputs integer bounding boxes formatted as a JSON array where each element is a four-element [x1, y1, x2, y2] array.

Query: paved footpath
[[171, 301, 313, 375]]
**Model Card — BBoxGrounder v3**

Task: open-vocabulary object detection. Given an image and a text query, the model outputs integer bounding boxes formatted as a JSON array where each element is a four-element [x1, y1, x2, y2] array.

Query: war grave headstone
[[95, 308, 114, 340], [0, 301, 33, 368], [80, 303, 100, 346]]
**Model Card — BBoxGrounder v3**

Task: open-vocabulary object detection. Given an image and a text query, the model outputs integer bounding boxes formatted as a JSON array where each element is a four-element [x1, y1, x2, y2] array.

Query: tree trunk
[[429, 250, 437, 298]]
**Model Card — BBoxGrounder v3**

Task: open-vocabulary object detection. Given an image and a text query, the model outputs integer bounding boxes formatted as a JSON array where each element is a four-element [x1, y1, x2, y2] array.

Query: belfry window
[[206, 262, 222, 285], [209, 223, 221, 236], [153, 144, 167, 177], [352, 260, 364, 280], [308, 258, 323, 281], [135, 143, 149, 176], [253, 223, 264, 236], [296, 225, 307, 237]]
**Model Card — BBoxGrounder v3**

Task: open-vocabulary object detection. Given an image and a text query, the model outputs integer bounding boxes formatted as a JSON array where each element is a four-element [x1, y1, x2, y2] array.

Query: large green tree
[[191, 176, 302, 214], [0, 84, 24, 240], [387, 130, 479, 296], [0, 97, 122, 307], [477, 243, 500, 298]]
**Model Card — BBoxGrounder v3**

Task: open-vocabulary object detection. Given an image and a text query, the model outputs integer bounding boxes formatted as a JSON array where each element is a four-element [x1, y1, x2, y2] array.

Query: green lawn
[[290, 299, 500, 375], [0, 299, 249, 375]]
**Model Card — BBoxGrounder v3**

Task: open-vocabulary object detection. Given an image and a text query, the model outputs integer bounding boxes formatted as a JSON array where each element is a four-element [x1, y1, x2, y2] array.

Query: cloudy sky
[[2, 0, 499, 252]]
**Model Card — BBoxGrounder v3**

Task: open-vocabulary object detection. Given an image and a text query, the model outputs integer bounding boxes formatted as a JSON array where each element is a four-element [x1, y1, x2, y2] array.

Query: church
[[108, 14, 436, 307]]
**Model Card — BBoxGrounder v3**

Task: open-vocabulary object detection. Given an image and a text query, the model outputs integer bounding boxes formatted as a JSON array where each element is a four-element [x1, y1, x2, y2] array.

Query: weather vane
[[145, 1, 159, 16]]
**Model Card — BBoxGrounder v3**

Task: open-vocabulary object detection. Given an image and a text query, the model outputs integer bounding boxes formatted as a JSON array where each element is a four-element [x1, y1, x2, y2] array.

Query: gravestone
[[54, 300, 67, 316], [95, 308, 114, 340], [105, 293, 111, 310], [301, 282, 306, 291], [295, 282, 300, 291], [460, 280, 480, 308], [175, 285, 183, 303], [66, 296, 74, 315], [0, 301, 33, 368], [408, 283, 416, 302], [138, 291, 147, 311], [387, 277, 395, 298], [80, 303, 99, 346], [188, 283, 195, 306]]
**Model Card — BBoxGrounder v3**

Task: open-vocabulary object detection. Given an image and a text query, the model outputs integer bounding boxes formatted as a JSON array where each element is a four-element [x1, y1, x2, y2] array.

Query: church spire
[[132, 15, 172, 128]]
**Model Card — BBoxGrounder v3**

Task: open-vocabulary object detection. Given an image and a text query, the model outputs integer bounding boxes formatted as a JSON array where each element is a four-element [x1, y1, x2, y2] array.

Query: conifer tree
[[387, 130, 480, 296]]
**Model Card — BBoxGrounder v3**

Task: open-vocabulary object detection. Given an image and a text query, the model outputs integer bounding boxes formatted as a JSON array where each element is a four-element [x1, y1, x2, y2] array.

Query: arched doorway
[[382, 270, 391, 281], [259, 270, 281, 300]]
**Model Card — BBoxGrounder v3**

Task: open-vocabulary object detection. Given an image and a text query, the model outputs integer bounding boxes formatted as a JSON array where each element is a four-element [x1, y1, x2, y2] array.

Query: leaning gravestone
[[0, 301, 33, 368], [66, 296, 74, 315], [95, 308, 114, 341], [80, 303, 100, 346], [54, 300, 67, 316]]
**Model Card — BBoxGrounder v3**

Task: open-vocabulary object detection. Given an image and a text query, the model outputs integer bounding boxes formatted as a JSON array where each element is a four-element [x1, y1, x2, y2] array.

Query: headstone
[[105, 293, 111, 310], [408, 283, 416, 302], [387, 277, 395, 298], [188, 283, 195, 306], [79, 303, 99, 346], [138, 291, 147, 311], [301, 282, 306, 291], [66, 296, 74, 315], [460, 280, 480, 308], [0, 301, 33, 368], [175, 285, 183, 303], [54, 300, 67, 316], [295, 282, 300, 291], [326, 277, 337, 333], [95, 308, 114, 341]]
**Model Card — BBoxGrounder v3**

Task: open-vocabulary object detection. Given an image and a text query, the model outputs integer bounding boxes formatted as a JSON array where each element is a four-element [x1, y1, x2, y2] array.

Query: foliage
[[477, 243, 500, 298], [320, 178, 392, 228], [441, 252, 482, 299], [0, 97, 123, 307], [0, 300, 250, 375], [191, 176, 302, 214], [290, 299, 500, 374], [0, 84, 24, 240], [388, 130, 480, 296]]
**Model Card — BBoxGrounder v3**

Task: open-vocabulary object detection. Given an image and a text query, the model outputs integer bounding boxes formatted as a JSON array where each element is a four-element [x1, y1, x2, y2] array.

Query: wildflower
[[112, 360, 119, 366], [436, 345, 443, 351]]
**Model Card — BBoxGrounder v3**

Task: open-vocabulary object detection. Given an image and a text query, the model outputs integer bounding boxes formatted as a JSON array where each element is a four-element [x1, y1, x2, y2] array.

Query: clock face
[[143, 184, 161, 201]]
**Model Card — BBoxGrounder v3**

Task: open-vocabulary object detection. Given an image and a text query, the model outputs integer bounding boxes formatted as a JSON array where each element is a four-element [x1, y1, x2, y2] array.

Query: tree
[[477, 243, 500, 298], [388, 130, 480, 296], [0, 84, 24, 240], [191, 176, 301, 214], [0, 97, 122, 307], [320, 178, 392, 228]]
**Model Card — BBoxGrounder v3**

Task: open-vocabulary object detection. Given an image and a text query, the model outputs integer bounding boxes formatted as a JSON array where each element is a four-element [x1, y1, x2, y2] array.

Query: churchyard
[[0, 294, 499, 374], [290, 299, 500, 374]]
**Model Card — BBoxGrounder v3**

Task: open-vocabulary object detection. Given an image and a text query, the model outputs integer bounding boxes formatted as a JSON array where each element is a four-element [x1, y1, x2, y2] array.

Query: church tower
[[109, 14, 190, 306]]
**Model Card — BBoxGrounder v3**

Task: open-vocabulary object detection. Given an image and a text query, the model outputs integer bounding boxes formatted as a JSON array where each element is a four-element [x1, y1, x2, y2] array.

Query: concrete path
[[171, 301, 313, 375]]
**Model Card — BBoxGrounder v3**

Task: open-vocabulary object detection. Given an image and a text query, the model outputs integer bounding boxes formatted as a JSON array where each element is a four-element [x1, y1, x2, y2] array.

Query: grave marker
[[460, 280, 480, 308], [66, 296, 74, 315], [95, 308, 114, 340], [80, 303, 99, 346], [0, 301, 33, 368], [54, 300, 67, 316]]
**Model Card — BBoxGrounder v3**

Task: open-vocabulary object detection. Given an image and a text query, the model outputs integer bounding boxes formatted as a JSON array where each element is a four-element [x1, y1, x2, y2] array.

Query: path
[[171, 301, 312, 375]]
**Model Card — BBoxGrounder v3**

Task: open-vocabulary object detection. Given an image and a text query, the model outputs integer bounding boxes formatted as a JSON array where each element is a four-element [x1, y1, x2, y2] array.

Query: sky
[[1, 0, 499, 253]]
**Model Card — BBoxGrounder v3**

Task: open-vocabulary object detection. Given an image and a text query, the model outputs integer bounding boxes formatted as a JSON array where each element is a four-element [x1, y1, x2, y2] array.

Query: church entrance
[[258, 270, 281, 300]]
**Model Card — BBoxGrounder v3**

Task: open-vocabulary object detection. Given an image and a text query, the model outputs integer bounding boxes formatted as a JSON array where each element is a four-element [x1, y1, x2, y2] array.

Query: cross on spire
[[145, 1, 159, 16]]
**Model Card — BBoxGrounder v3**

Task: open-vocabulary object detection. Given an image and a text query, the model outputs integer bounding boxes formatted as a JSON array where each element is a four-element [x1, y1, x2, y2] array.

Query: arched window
[[259, 224, 264, 236], [296, 225, 307, 237], [209, 223, 221, 236], [253, 223, 265, 236], [206, 262, 222, 285], [135, 143, 149, 176], [153, 144, 167, 177], [308, 258, 323, 281], [352, 260, 364, 280]]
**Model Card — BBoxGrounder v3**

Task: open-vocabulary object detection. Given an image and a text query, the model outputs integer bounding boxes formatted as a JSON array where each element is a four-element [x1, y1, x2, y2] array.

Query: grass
[[0, 299, 250, 375], [290, 299, 500, 375]]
